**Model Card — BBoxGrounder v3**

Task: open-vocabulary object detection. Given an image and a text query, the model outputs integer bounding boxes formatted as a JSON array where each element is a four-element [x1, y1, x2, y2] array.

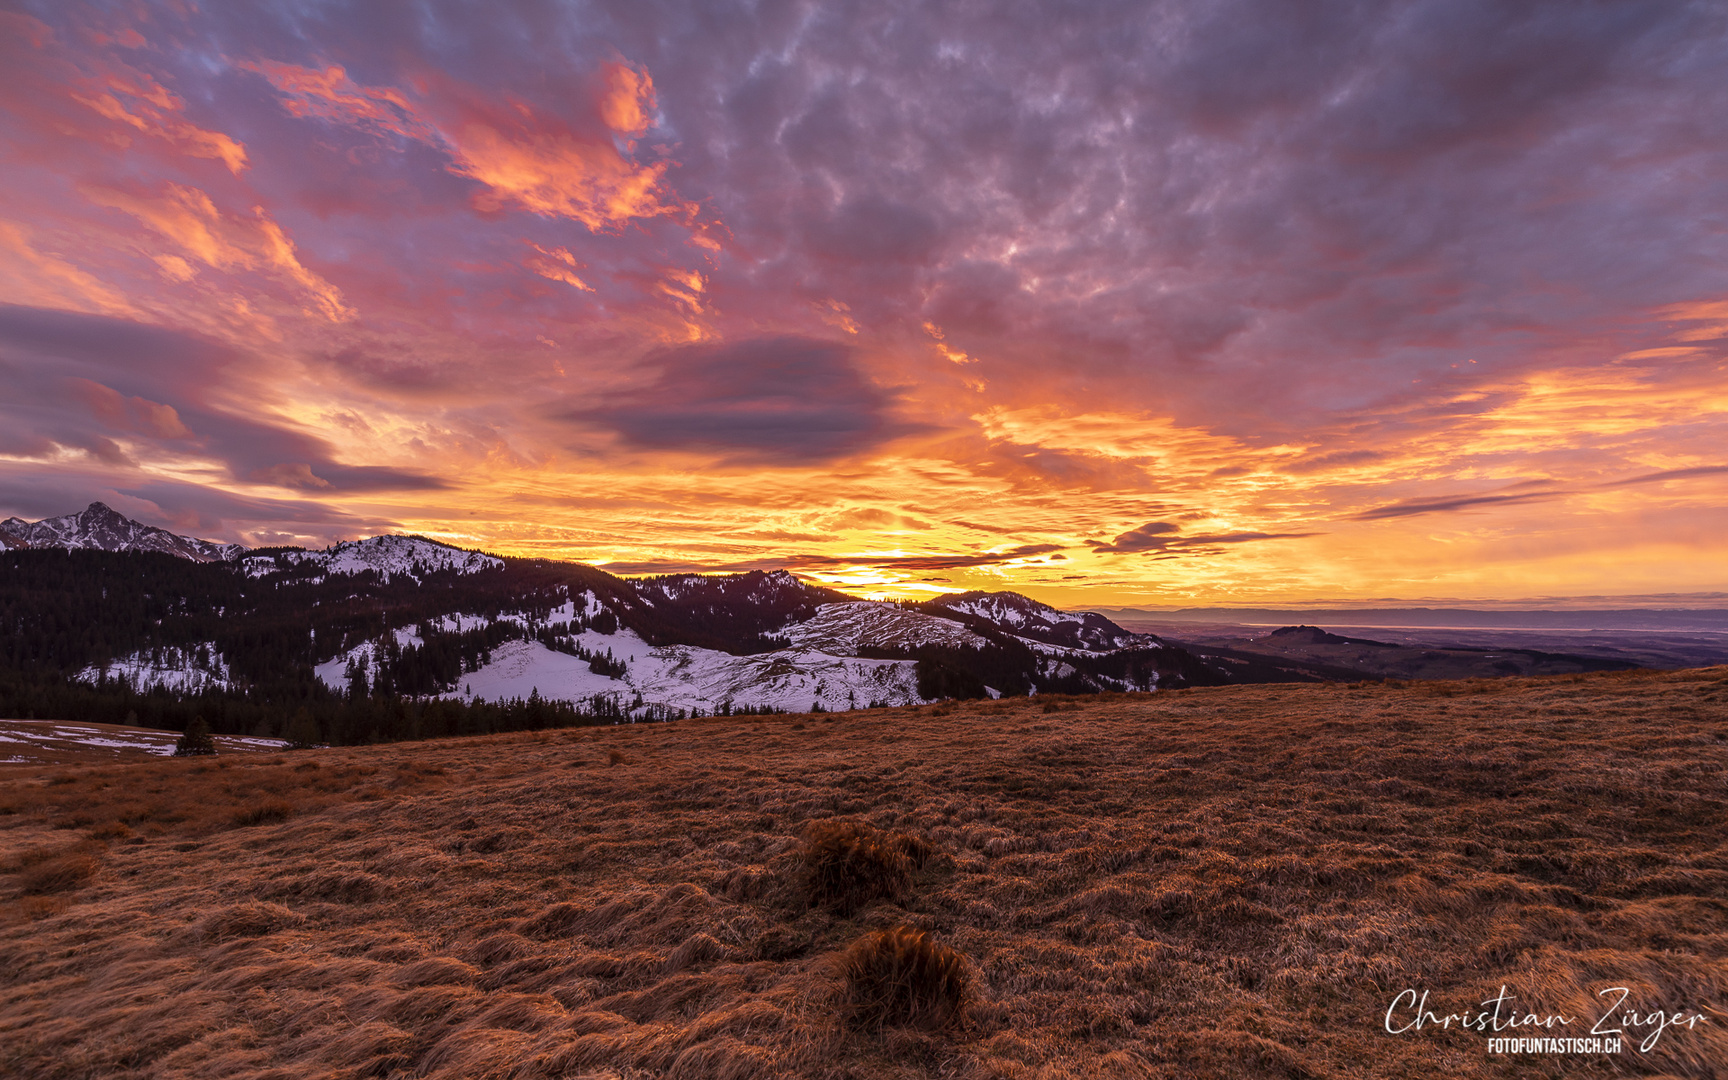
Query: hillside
[[3, 668, 1724, 1078], [0, 537, 1302, 747], [3, 508, 1652, 749]]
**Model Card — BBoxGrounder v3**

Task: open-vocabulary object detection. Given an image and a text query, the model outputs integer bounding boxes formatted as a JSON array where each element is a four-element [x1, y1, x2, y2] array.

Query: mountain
[[26, 504, 1650, 745], [1263, 625, 1397, 647], [1152, 624, 1641, 682], [242, 535, 503, 583], [3, 517, 1276, 735], [0, 502, 244, 562], [925, 591, 1154, 651]]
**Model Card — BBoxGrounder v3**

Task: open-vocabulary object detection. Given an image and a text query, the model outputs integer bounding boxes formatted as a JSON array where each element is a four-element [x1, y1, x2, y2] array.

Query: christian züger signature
[[1383, 985, 1711, 1053]]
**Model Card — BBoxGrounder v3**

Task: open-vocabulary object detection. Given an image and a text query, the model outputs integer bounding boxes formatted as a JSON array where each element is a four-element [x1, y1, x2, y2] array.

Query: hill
[[0, 537, 1309, 748], [3, 668, 1724, 1078]]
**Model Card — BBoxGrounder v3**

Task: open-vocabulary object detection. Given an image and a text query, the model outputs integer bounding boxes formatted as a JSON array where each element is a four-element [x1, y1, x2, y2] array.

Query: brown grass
[[1, 667, 1725, 1078], [801, 820, 933, 914], [13, 843, 101, 895], [230, 798, 296, 827], [838, 924, 970, 1030]]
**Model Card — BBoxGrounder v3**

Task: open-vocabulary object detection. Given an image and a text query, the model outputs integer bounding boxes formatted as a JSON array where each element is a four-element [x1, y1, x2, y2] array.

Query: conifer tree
[[174, 715, 217, 756], [284, 707, 321, 749]]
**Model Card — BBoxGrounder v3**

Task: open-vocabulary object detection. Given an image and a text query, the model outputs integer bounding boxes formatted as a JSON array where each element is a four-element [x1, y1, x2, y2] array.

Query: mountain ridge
[[0, 502, 244, 562], [1, 505, 1641, 733], [3, 504, 1239, 725]]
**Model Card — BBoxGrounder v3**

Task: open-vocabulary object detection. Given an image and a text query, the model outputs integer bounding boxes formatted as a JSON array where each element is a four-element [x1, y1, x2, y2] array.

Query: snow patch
[[78, 643, 232, 694], [335, 621, 935, 714], [252, 535, 502, 583], [778, 602, 987, 654]]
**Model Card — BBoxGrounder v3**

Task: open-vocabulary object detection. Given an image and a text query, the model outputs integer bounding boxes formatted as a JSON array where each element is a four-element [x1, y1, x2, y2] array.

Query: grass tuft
[[18, 848, 101, 894], [231, 799, 296, 827], [801, 820, 932, 913], [838, 924, 970, 1030]]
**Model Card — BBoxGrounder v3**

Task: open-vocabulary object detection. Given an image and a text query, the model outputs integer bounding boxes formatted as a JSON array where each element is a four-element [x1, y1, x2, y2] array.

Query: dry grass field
[[2, 668, 1725, 1079]]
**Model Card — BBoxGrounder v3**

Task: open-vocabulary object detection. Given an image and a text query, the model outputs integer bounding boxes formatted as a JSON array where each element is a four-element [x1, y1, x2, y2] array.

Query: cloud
[[1092, 522, 1181, 553], [1093, 522, 1318, 553], [1351, 489, 1567, 520], [0, 467, 395, 546], [71, 66, 248, 174], [562, 335, 913, 463], [3, 2, 1728, 602], [80, 182, 352, 320], [0, 304, 446, 495], [0, 221, 135, 316], [1605, 465, 1728, 487], [245, 60, 691, 233], [600, 543, 1062, 576]]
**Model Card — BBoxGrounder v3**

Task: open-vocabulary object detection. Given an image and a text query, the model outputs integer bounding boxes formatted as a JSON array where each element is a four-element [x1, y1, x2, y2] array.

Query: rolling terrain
[[2, 668, 1724, 1078], [1148, 625, 1644, 683], [2, 505, 1354, 748]]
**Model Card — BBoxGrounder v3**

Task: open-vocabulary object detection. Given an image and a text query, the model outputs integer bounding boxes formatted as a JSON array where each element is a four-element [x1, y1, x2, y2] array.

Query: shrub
[[802, 821, 933, 913], [174, 716, 217, 757], [838, 925, 970, 1030]]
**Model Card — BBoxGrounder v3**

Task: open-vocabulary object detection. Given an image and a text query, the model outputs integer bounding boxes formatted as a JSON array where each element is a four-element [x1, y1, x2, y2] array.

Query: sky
[[2, 0, 1727, 608]]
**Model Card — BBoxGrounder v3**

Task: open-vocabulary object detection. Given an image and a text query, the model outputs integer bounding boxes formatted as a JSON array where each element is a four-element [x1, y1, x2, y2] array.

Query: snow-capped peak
[[249, 534, 504, 582], [0, 502, 244, 562]]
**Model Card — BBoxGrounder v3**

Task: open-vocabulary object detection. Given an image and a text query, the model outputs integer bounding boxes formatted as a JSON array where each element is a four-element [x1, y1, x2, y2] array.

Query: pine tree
[[174, 715, 217, 756], [284, 707, 321, 749]]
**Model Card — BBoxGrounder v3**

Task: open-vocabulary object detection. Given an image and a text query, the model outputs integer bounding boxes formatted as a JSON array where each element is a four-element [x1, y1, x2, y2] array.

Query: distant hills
[[1101, 605, 1728, 632], [0, 504, 1661, 737], [1, 504, 1297, 733]]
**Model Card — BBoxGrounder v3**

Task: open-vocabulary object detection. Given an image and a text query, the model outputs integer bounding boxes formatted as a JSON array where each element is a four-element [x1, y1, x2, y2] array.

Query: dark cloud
[[601, 543, 1062, 576], [1284, 449, 1386, 474], [1093, 522, 1182, 554], [1605, 465, 1728, 487], [802, 194, 942, 265], [562, 335, 912, 463], [1094, 522, 1318, 553], [0, 468, 393, 545], [0, 305, 448, 496], [1351, 489, 1566, 520], [1328, 464, 1728, 521]]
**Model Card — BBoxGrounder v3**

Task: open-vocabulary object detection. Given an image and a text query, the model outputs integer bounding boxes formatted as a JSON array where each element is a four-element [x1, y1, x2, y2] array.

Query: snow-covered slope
[[246, 535, 503, 583], [931, 591, 1156, 652], [778, 602, 988, 654], [78, 643, 233, 694], [0, 503, 243, 562], [314, 623, 927, 714]]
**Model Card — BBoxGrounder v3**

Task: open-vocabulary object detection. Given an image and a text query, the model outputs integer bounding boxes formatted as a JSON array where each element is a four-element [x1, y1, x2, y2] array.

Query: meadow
[[2, 668, 1725, 1079]]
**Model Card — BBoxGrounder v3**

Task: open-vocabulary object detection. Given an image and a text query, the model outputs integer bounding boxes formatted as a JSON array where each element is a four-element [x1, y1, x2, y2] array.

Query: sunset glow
[[4, 2, 1726, 606]]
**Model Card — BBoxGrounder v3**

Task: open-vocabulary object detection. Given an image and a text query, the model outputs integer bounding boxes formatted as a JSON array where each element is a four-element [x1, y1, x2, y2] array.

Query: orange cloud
[[599, 63, 655, 134], [245, 60, 690, 233], [445, 109, 682, 229], [0, 220, 134, 316], [240, 61, 435, 143], [81, 182, 353, 321], [245, 60, 687, 233], [525, 243, 594, 291], [70, 67, 248, 173]]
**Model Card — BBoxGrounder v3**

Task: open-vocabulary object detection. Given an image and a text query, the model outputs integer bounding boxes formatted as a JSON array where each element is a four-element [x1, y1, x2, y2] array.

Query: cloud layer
[[1, 1, 1726, 602]]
